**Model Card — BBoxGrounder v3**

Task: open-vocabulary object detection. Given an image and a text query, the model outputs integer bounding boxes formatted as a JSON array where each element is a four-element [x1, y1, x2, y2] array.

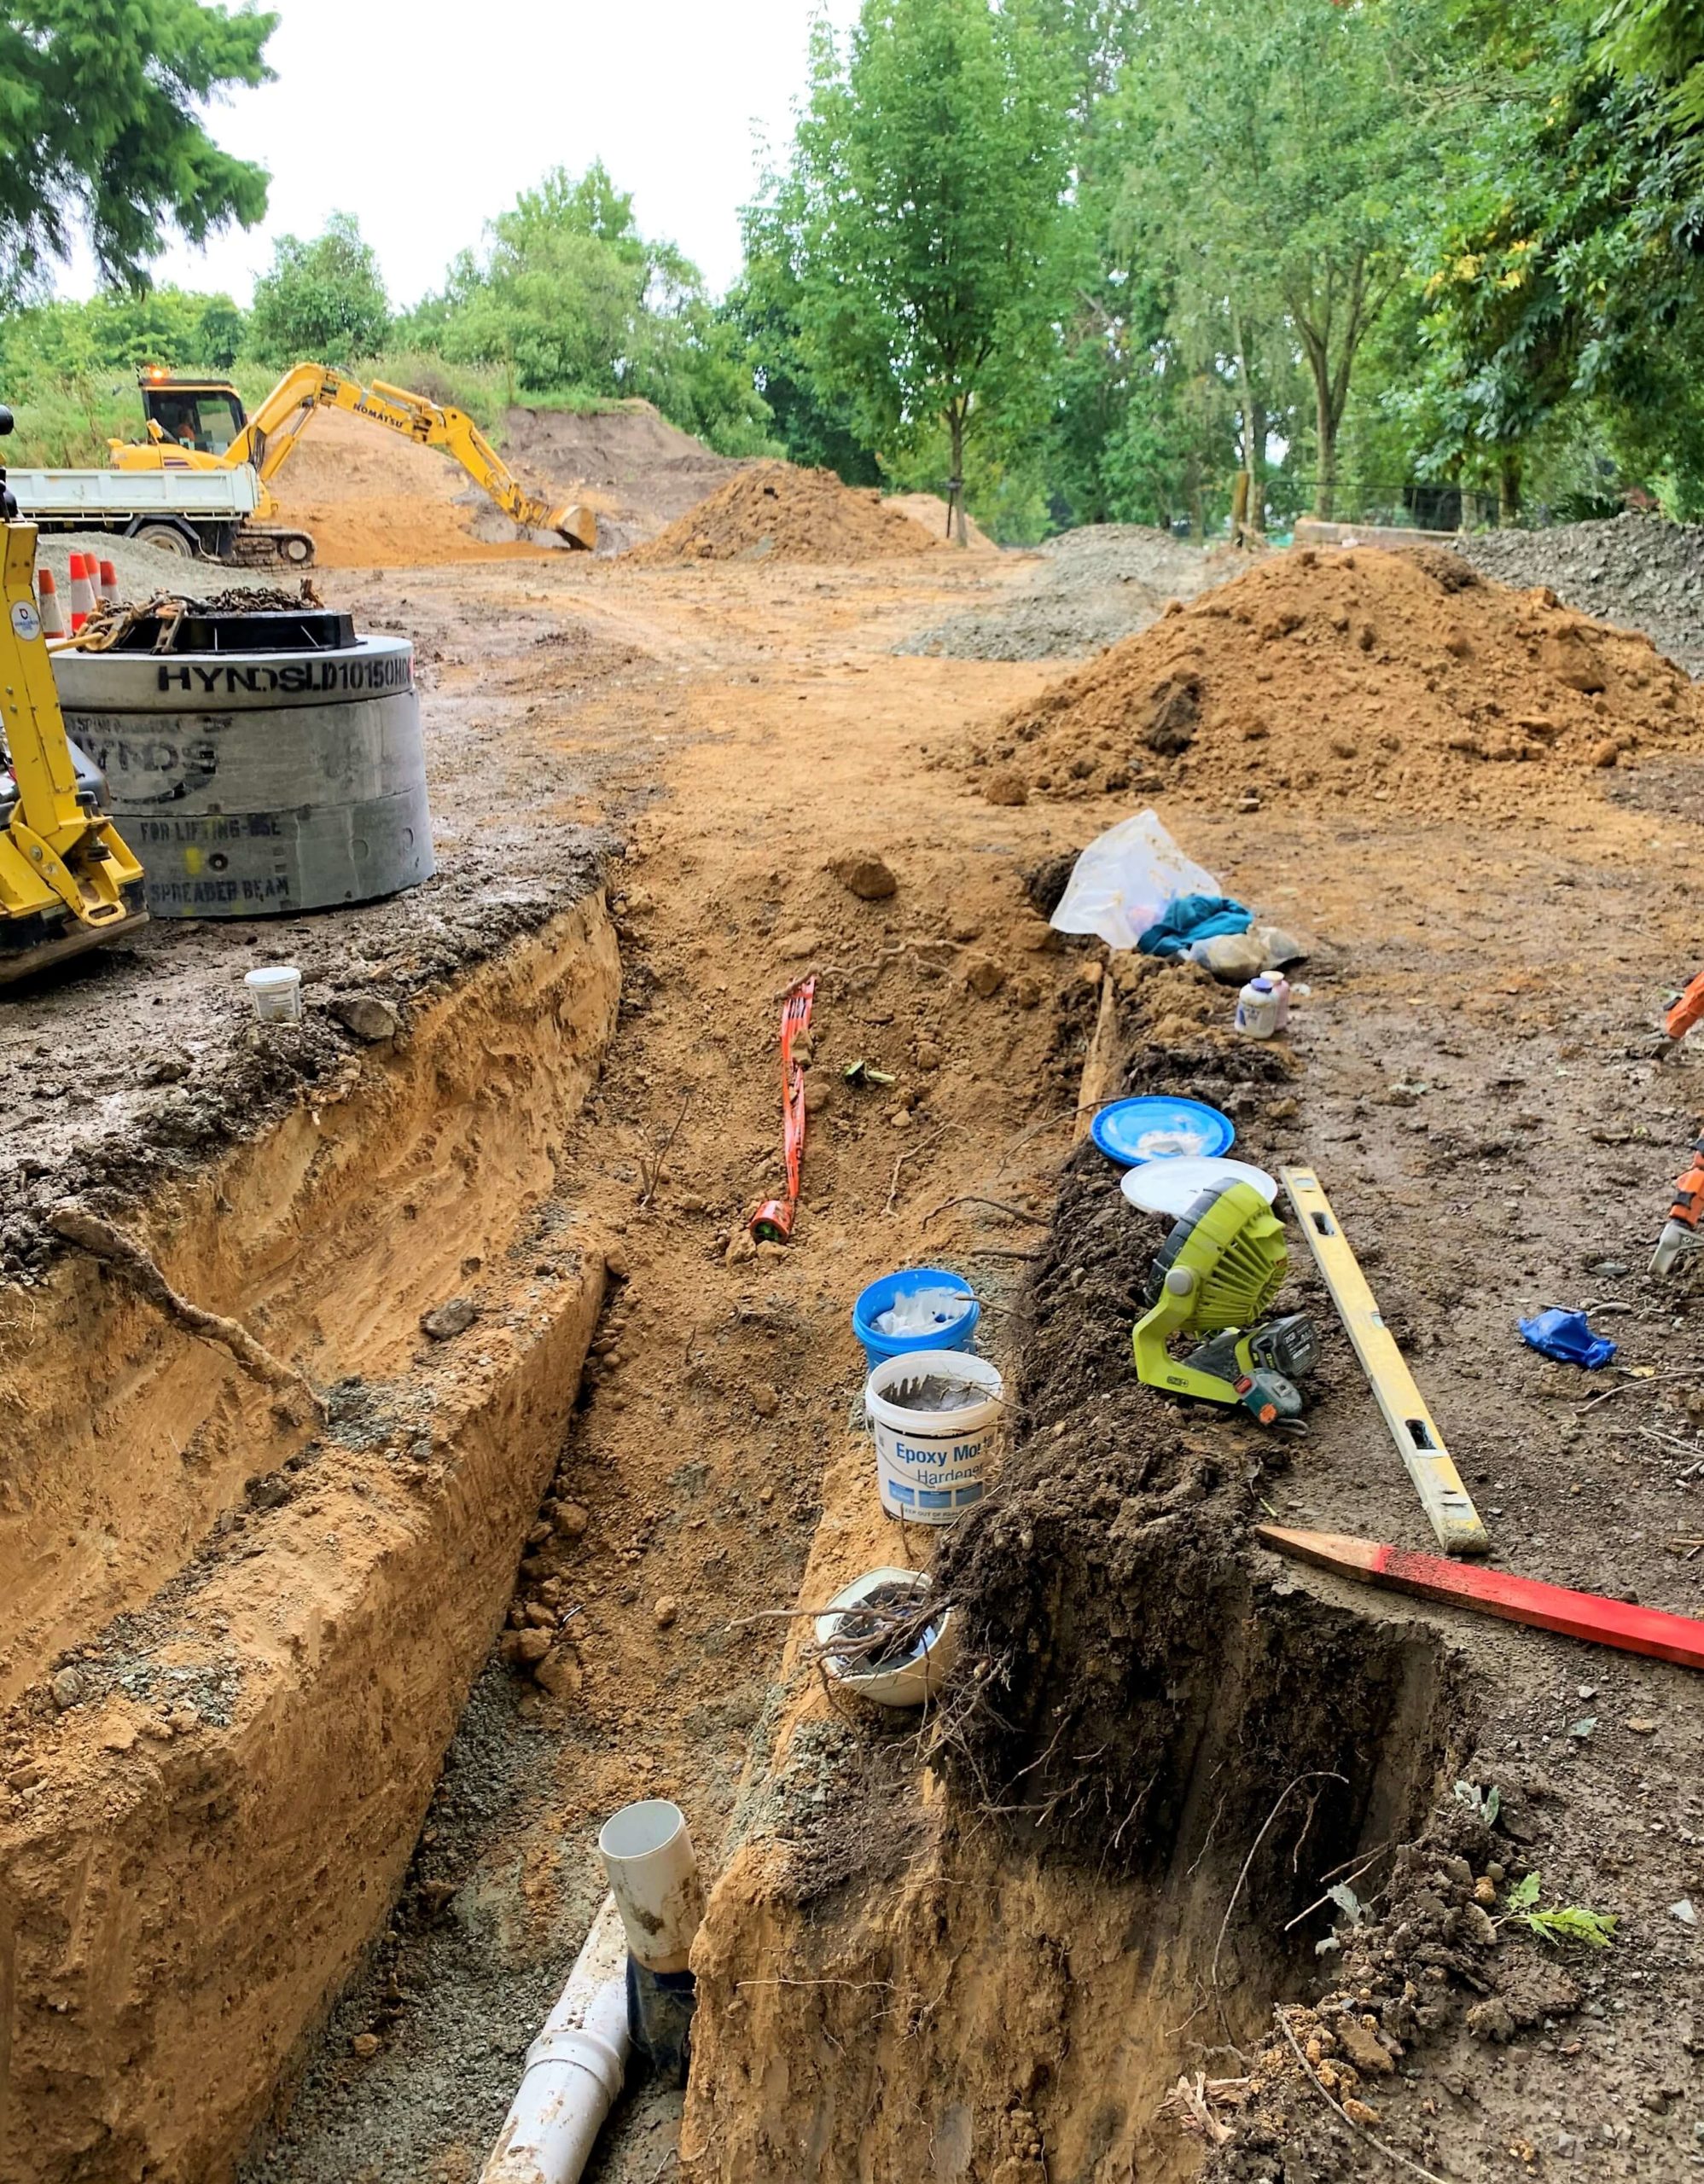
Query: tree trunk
[[1498, 450, 1521, 526], [948, 408, 967, 549], [1308, 351, 1337, 520], [1230, 304, 1262, 528]]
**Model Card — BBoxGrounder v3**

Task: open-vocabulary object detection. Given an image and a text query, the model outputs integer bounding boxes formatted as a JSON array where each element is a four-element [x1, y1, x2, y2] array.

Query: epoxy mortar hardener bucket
[[864, 1348, 1004, 1523]]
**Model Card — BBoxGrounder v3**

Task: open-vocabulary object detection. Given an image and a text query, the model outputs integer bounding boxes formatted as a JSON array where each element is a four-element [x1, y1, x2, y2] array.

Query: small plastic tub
[[864, 1348, 1003, 1523], [852, 1266, 979, 1369], [815, 1567, 957, 1708], [244, 965, 303, 1023]]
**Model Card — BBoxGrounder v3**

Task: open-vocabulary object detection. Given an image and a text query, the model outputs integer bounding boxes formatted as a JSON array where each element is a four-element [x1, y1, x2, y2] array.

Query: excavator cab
[[137, 369, 247, 456]]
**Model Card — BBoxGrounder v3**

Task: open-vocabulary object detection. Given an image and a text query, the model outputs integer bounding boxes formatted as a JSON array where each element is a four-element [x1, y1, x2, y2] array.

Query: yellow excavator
[[0, 405, 148, 981], [108, 363, 596, 566]]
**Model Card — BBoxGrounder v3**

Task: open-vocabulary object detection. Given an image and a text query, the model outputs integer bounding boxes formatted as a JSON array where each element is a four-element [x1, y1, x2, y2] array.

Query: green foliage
[[0, 292, 260, 462], [248, 212, 391, 366], [0, 0, 275, 301], [1452, 1779, 1502, 1825], [724, 181, 880, 484], [781, 0, 1077, 532], [1503, 1871, 1618, 1949], [408, 161, 773, 455]]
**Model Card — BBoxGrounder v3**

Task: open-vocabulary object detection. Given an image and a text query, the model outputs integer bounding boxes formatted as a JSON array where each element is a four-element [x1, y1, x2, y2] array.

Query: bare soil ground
[[4, 484, 1703, 2183]]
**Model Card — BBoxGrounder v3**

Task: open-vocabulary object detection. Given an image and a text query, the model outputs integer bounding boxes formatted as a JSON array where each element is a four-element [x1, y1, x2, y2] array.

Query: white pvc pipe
[[479, 1896, 630, 2184], [596, 1798, 704, 1975]]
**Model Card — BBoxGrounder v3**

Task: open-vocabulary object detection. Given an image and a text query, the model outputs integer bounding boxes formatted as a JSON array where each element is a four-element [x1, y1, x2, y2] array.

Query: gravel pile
[[1457, 512, 1704, 677], [899, 524, 1249, 661], [33, 531, 284, 604]]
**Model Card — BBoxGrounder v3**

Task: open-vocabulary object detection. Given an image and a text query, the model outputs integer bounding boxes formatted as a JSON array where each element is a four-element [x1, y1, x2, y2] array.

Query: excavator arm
[[243, 367, 596, 549]]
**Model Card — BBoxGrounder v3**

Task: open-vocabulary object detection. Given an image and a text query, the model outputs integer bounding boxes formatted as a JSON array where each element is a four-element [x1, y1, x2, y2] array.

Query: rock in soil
[[420, 1297, 479, 1340]]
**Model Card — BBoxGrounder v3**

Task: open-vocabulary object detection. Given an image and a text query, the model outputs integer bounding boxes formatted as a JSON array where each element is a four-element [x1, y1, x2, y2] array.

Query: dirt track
[[5, 489, 1704, 2181]]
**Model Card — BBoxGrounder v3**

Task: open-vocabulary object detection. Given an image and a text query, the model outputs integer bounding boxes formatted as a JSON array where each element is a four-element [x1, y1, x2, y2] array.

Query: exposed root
[[49, 1200, 326, 1420]]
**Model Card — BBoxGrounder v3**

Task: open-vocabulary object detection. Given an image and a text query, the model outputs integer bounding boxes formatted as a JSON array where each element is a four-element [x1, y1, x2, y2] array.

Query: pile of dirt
[[1456, 509, 1704, 677], [266, 408, 555, 567], [905, 522, 1238, 660], [971, 542, 1704, 814], [882, 490, 998, 551], [500, 399, 742, 556], [625, 461, 937, 566]]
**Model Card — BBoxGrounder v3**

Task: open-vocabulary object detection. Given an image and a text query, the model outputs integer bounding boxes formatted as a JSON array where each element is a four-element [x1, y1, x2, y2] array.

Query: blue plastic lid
[[1090, 1095, 1235, 1167]]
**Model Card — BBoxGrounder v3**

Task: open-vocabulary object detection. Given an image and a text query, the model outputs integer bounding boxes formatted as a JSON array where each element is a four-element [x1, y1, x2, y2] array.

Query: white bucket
[[244, 965, 303, 1023], [815, 1567, 958, 1708], [864, 1348, 1003, 1524]]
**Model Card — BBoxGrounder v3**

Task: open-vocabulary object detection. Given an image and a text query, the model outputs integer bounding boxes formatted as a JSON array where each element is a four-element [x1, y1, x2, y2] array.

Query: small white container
[[1235, 974, 1282, 1038], [815, 1568, 957, 1708], [864, 1348, 1003, 1523], [244, 965, 303, 1024]]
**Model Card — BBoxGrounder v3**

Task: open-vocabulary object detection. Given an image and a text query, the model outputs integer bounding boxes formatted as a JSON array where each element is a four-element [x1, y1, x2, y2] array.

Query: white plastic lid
[[244, 966, 301, 990]]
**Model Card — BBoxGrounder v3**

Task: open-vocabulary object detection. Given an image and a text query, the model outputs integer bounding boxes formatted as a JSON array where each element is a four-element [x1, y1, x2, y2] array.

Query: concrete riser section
[[0, 892, 621, 2182]]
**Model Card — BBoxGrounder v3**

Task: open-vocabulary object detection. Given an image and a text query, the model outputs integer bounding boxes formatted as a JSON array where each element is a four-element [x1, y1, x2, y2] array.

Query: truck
[[9, 364, 596, 568], [8, 461, 265, 561]]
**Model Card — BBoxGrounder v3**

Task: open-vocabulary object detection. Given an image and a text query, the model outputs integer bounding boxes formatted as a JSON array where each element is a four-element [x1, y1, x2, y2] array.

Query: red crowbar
[[1256, 1525, 1704, 1671], [749, 977, 816, 1243]]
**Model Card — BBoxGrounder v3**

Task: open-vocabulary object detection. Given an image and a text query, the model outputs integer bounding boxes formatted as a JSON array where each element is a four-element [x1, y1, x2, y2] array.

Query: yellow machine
[[110, 363, 596, 564], [0, 407, 148, 980]]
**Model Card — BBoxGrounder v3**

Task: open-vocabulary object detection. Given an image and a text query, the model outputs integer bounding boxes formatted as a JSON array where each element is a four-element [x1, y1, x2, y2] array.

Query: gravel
[[1456, 510, 1704, 677], [32, 530, 285, 603], [898, 524, 1243, 660]]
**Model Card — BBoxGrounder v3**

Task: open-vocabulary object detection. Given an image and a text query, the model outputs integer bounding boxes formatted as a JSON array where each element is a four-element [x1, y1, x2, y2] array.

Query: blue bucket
[[852, 1266, 980, 1369]]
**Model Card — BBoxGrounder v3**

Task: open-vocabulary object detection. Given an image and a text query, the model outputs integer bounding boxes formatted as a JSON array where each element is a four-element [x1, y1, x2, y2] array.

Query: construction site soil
[[972, 542, 1704, 817], [624, 460, 939, 566], [902, 522, 1243, 660], [4, 478, 1703, 2184]]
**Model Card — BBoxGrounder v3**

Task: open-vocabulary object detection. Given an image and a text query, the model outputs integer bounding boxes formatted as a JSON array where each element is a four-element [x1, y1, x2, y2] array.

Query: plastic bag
[[1050, 810, 1220, 952]]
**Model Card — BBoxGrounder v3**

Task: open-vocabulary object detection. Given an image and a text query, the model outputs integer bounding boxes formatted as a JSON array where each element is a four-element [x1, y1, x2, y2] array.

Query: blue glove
[[1518, 1309, 1617, 1371]]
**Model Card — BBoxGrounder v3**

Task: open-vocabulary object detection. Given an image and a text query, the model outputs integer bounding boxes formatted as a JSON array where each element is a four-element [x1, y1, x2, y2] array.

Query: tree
[[1397, 1, 1704, 520], [248, 212, 390, 364], [410, 162, 773, 452], [724, 180, 881, 483], [0, 0, 274, 303], [782, 0, 1076, 543], [1116, 0, 1426, 520]]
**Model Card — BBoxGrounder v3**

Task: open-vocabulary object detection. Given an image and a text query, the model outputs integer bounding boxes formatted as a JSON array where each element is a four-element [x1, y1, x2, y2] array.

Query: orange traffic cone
[[98, 557, 119, 609], [36, 567, 66, 638], [67, 552, 96, 632]]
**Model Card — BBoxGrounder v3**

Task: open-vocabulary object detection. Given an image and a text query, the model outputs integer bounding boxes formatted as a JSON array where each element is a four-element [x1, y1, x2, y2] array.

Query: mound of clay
[[1457, 511, 1704, 679], [625, 461, 936, 566], [884, 491, 997, 551], [971, 544, 1704, 815], [903, 524, 1244, 660], [266, 406, 556, 567], [502, 399, 742, 555]]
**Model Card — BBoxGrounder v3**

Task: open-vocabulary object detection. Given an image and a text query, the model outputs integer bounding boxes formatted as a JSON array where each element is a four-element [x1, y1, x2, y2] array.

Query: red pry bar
[[1255, 1525, 1704, 1672]]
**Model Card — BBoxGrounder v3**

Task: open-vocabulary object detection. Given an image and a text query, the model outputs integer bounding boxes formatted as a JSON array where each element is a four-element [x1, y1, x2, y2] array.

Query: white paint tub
[[243, 964, 302, 1022], [864, 1348, 1003, 1523]]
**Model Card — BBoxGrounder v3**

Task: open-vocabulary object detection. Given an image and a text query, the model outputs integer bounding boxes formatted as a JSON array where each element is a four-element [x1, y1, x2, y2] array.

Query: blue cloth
[[1518, 1309, 1618, 1371], [1136, 892, 1253, 961]]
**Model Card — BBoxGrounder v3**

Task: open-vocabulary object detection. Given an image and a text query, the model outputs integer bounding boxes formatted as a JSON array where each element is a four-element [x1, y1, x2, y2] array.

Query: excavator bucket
[[552, 503, 598, 552]]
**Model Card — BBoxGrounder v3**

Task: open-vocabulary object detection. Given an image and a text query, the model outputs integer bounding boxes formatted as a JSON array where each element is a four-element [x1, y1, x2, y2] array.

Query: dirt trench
[[0, 894, 620, 2181], [8, 528, 1704, 2184]]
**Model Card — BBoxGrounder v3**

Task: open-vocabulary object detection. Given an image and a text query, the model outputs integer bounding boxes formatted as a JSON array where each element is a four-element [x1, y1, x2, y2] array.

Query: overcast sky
[[61, 0, 859, 308]]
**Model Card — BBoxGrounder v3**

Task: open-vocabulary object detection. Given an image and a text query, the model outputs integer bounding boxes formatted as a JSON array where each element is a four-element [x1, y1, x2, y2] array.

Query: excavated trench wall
[[0, 892, 620, 2184]]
